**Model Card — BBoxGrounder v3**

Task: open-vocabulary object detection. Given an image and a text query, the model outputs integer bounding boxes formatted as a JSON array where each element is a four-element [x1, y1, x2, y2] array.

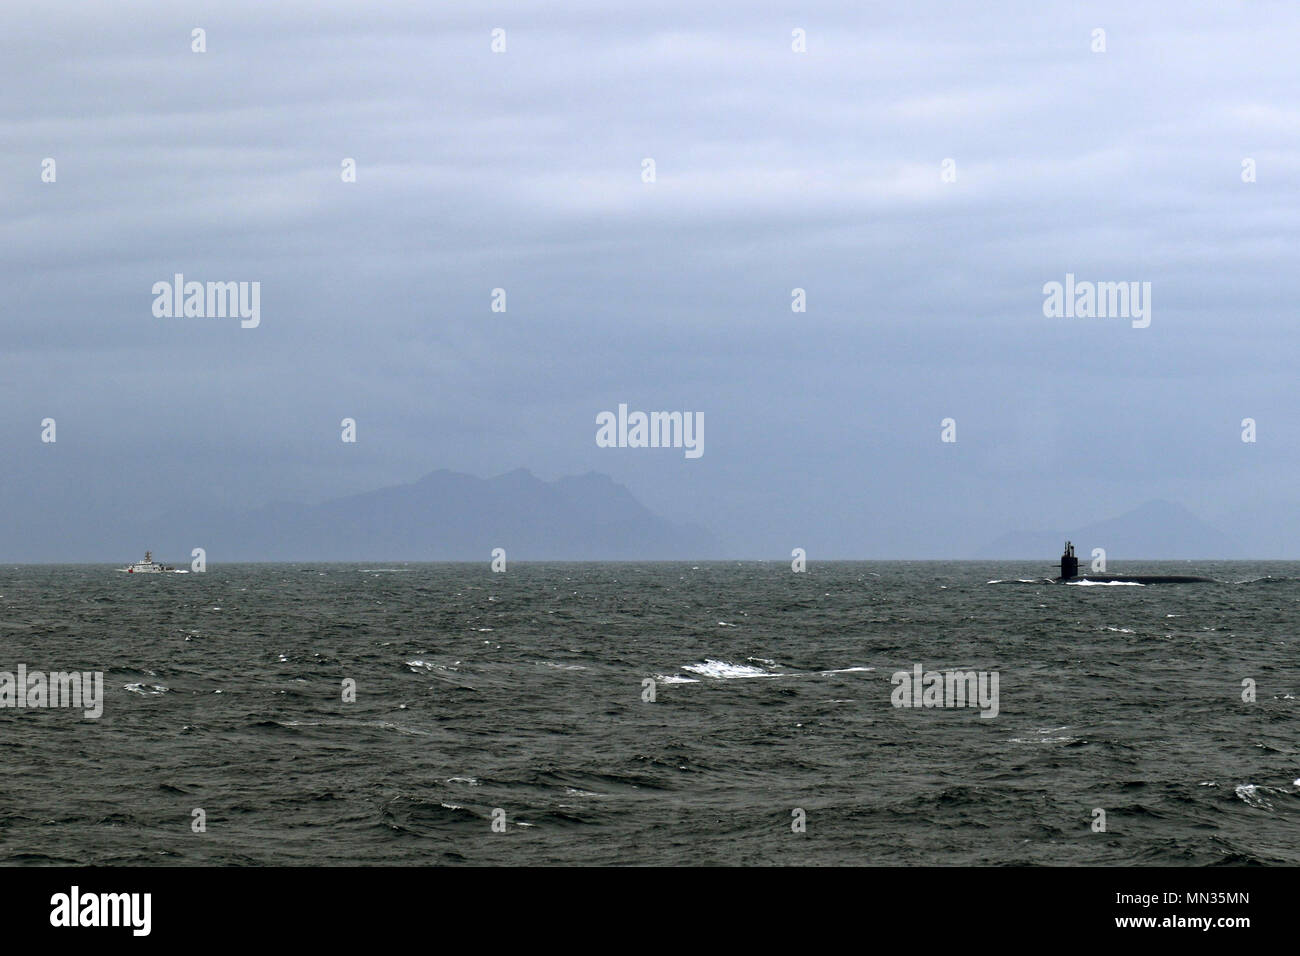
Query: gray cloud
[[2, 1, 1297, 557]]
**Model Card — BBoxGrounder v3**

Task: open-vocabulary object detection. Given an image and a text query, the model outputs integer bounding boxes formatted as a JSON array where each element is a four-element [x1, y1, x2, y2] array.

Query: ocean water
[[0, 561, 1296, 866]]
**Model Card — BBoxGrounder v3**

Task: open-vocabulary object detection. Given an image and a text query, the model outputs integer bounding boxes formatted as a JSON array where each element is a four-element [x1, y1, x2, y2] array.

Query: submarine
[[1054, 541, 1212, 584]]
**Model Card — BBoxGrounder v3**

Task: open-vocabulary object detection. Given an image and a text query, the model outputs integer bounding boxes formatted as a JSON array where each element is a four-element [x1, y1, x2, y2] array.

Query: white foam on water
[[664, 661, 874, 682], [406, 659, 461, 673], [1069, 579, 1144, 586], [1233, 783, 1290, 809], [682, 659, 776, 679], [1010, 736, 1074, 744], [284, 717, 430, 736], [1235, 784, 1269, 808]]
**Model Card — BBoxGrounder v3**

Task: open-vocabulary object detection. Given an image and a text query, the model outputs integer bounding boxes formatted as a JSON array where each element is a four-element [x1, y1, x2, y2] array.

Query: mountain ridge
[[0, 468, 718, 563], [976, 499, 1242, 560]]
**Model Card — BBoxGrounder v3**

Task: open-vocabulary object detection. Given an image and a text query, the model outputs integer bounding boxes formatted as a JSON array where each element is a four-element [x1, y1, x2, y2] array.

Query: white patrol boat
[[121, 551, 174, 574]]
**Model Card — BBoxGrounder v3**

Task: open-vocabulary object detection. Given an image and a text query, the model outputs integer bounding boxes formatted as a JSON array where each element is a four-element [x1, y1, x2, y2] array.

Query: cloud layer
[[2, 1, 1297, 556]]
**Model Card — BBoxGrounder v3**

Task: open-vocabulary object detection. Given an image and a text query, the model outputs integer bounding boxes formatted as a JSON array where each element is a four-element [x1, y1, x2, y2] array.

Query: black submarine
[[1054, 541, 1212, 584]]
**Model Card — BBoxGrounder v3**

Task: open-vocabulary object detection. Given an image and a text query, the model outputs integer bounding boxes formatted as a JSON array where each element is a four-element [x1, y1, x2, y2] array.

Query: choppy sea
[[0, 561, 1296, 865]]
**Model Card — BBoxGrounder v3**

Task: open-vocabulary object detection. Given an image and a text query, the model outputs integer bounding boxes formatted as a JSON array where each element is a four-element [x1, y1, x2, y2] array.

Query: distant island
[[1, 469, 717, 563], [0, 472, 1250, 563], [976, 499, 1242, 560]]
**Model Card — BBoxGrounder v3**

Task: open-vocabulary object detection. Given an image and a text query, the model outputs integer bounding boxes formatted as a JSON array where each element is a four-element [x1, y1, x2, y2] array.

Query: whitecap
[[1232, 783, 1293, 809], [406, 659, 460, 673], [1235, 784, 1272, 809], [1009, 736, 1074, 744], [682, 659, 775, 679]]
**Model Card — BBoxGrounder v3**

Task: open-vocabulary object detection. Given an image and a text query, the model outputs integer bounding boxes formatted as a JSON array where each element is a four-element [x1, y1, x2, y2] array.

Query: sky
[[2, 1, 1298, 557]]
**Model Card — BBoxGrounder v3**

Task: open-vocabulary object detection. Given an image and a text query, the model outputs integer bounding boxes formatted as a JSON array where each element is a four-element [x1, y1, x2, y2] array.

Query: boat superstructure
[[121, 551, 173, 574]]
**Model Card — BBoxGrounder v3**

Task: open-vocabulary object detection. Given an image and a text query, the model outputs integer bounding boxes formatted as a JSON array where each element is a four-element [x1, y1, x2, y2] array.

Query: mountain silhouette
[[5, 469, 718, 562], [977, 499, 1241, 560]]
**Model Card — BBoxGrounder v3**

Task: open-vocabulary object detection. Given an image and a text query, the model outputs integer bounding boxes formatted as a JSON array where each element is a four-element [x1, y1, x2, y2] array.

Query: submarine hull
[[1053, 542, 1213, 583], [1055, 575, 1212, 584]]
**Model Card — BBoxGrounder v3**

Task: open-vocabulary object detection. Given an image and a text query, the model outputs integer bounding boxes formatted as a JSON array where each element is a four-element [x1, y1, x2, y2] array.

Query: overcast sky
[[2, 1, 1298, 557]]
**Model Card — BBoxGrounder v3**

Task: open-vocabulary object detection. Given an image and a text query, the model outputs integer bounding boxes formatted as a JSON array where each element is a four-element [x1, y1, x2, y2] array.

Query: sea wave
[[661, 660, 875, 682], [682, 659, 775, 679]]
